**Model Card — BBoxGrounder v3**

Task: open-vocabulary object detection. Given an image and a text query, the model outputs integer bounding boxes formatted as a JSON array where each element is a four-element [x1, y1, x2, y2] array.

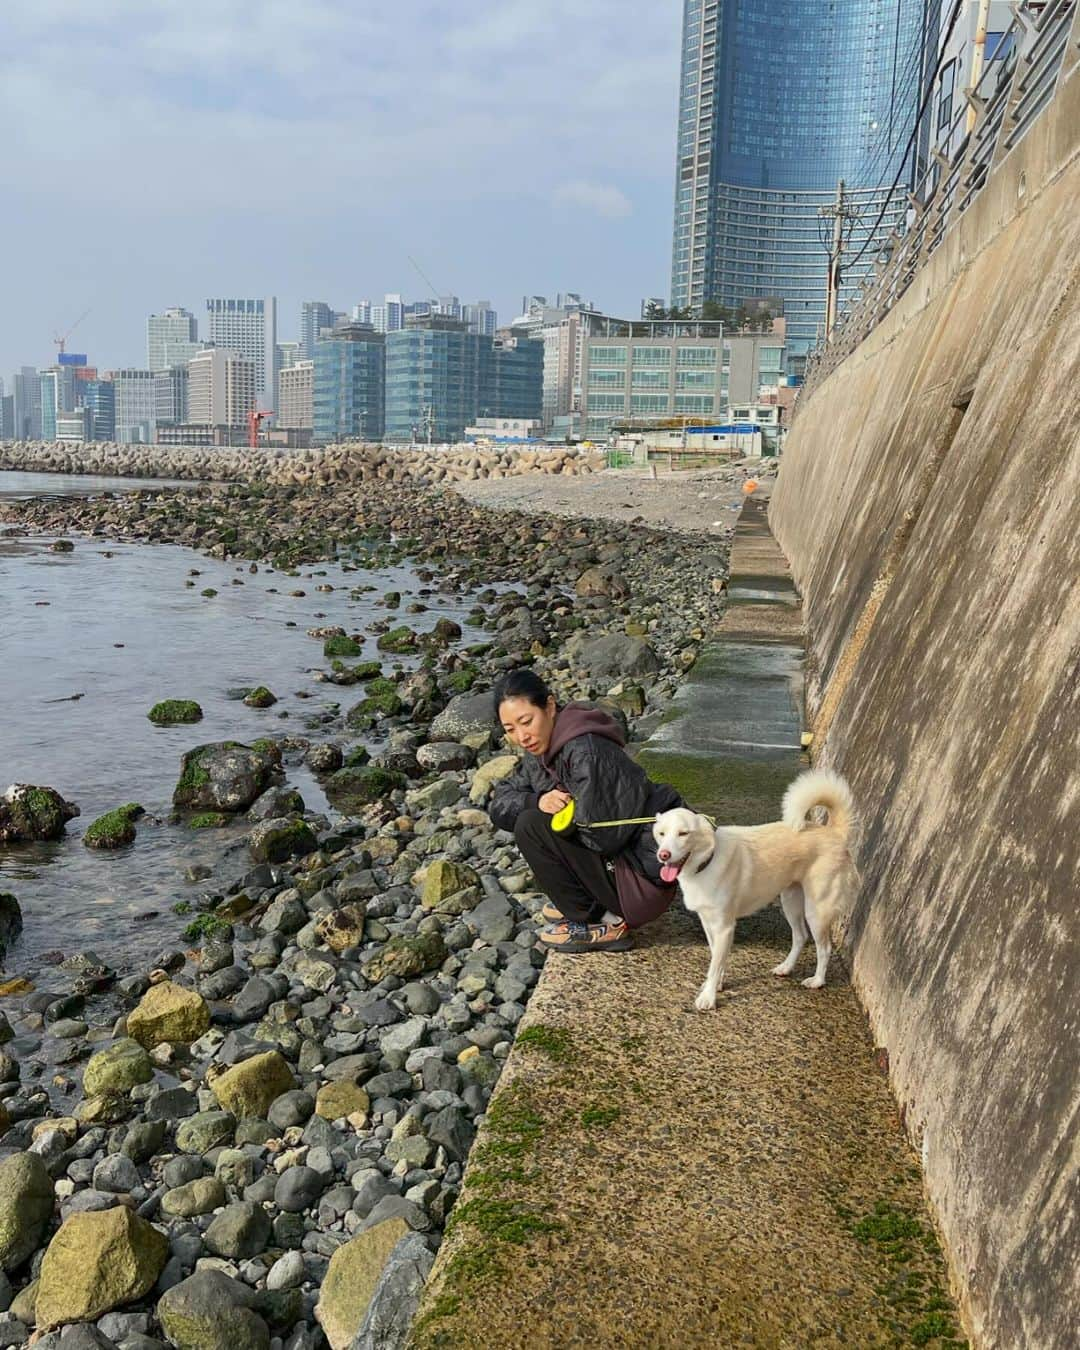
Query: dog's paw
[[694, 989, 717, 1011], [801, 975, 826, 990], [771, 962, 794, 977]]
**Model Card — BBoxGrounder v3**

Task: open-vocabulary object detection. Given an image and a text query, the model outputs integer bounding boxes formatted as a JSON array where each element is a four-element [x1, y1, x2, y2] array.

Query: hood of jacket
[[542, 701, 625, 768]]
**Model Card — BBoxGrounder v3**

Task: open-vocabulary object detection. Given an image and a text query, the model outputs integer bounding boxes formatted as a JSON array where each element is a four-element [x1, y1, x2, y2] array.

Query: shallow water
[[0, 520, 479, 972], [0, 469, 194, 500]]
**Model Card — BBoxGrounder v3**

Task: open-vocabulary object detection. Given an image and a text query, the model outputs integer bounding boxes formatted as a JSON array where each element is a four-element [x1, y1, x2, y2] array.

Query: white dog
[[653, 770, 856, 1009]]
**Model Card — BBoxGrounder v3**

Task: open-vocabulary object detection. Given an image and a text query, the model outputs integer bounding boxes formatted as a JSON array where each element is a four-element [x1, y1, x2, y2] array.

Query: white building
[[56, 407, 91, 443], [371, 294, 404, 334], [205, 297, 277, 406], [463, 301, 497, 336], [188, 348, 256, 429], [110, 370, 157, 443], [277, 360, 313, 431], [147, 308, 199, 372]]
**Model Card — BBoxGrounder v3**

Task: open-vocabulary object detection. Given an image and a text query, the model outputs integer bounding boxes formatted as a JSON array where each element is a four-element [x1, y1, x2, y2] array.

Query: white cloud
[[0, 1, 679, 371], [553, 180, 633, 218]]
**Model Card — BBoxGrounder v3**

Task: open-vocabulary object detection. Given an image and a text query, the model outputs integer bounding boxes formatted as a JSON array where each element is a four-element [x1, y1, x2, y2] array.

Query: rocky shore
[[0, 474, 731, 1349], [0, 441, 605, 487]]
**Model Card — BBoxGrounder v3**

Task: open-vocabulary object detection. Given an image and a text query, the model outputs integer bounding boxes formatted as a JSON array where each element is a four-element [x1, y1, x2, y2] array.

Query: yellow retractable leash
[[551, 799, 713, 834]]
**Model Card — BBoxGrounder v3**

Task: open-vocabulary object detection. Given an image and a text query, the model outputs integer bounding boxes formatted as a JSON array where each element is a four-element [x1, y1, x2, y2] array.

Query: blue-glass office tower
[[313, 324, 385, 445], [672, 0, 933, 368], [81, 380, 116, 442], [486, 337, 544, 422]]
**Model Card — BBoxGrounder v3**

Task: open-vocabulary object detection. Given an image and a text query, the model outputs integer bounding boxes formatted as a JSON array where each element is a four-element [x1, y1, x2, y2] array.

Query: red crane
[[247, 409, 272, 448]]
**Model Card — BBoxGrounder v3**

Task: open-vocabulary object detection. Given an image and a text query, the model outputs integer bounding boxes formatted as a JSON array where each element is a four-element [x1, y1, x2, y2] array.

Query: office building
[[188, 348, 256, 430], [56, 408, 91, 443], [110, 370, 157, 443], [313, 324, 385, 444], [486, 335, 544, 422], [205, 297, 277, 404], [82, 380, 116, 441], [0, 394, 13, 441], [278, 360, 314, 431], [153, 367, 188, 427], [277, 341, 303, 372], [931, 1, 1013, 160], [147, 308, 199, 372], [39, 370, 60, 439], [671, 0, 932, 368], [385, 316, 480, 443], [579, 311, 785, 441], [300, 302, 335, 360], [11, 367, 41, 439]]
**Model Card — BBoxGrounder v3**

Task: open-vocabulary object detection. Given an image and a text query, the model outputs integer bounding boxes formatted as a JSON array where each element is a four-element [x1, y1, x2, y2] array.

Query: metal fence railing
[[801, 0, 1078, 396]]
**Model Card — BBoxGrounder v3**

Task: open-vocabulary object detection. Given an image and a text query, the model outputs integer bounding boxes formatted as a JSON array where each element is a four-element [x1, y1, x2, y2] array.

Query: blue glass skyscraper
[[672, 0, 933, 368]]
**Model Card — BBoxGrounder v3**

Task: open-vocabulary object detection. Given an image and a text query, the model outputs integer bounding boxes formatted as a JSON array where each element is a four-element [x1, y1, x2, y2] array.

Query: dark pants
[[513, 808, 621, 924]]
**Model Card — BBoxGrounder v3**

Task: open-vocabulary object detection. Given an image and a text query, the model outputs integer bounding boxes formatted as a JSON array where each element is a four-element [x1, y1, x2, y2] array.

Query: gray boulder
[[0, 784, 79, 843], [172, 743, 278, 813], [203, 1202, 272, 1261], [350, 1233, 434, 1350], [157, 1270, 269, 1350], [428, 691, 495, 742], [574, 634, 660, 679]]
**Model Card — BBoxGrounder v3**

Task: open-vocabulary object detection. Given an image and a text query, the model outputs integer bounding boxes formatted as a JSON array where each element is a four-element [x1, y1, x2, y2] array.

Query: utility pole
[[966, 0, 993, 134], [818, 179, 861, 338]]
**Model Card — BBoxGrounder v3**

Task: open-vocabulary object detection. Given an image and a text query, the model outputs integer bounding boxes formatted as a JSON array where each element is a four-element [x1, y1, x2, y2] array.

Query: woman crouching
[[488, 669, 683, 953]]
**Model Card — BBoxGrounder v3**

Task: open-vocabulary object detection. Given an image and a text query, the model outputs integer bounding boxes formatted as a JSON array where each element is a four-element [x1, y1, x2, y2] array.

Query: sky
[[0, 0, 682, 377]]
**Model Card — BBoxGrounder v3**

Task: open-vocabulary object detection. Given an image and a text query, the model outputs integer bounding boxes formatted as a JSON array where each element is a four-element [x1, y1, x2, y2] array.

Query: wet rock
[[172, 743, 278, 813], [305, 744, 343, 775], [82, 1040, 152, 1097], [315, 903, 367, 954], [415, 741, 474, 772], [248, 818, 317, 865], [0, 1151, 53, 1271], [405, 778, 460, 813], [0, 894, 23, 961], [0, 784, 79, 843], [34, 1207, 168, 1327], [157, 1270, 269, 1350], [126, 982, 209, 1049], [247, 786, 305, 821], [314, 1218, 409, 1350], [243, 686, 277, 709], [147, 699, 203, 726], [211, 1051, 295, 1121], [324, 767, 406, 815], [573, 633, 660, 678]]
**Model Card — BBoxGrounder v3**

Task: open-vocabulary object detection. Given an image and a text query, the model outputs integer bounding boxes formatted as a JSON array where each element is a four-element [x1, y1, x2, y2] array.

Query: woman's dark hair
[[492, 667, 552, 718]]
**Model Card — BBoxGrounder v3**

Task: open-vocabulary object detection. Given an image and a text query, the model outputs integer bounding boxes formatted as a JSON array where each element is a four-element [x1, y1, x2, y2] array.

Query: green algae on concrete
[[635, 747, 796, 825]]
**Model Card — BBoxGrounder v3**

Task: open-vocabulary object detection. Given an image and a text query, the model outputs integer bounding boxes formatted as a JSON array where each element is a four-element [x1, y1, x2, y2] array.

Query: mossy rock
[[35, 1205, 169, 1326], [343, 746, 371, 768], [363, 931, 448, 983], [83, 803, 144, 850], [248, 818, 318, 864], [444, 665, 480, 694], [376, 626, 420, 654], [324, 766, 406, 815], [183, 914, 233, 943], [0, 784, 79, 843], [148, 700, 203, 726], [189, 812, 230, 829], [350, 690, 402, 719], [211, 1050, 296, 1120], [324, 634, 363, 658], [243, 686, 278, 709], [83, 1037, 153, 1097], [126, 980, 210, 1049]]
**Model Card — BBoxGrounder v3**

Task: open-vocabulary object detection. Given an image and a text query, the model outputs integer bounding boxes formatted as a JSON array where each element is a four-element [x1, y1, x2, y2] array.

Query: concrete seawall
[[769, 54, 1079, 1350]]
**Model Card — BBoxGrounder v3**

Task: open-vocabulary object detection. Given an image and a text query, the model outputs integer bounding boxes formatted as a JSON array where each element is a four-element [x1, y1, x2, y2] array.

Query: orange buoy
[[742, 479, 759, 494]]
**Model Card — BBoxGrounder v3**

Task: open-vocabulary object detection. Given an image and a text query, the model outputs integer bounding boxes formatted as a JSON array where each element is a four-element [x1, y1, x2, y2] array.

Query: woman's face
[[499, 695, 557, 756]]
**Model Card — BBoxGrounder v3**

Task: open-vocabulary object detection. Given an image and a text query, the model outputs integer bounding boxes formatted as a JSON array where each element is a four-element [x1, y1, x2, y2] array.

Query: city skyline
[[1, 1, 681, 376]]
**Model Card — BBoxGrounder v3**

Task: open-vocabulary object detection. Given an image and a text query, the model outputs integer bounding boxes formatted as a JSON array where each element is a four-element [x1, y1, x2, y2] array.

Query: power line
[[844, 0, 967, 275]]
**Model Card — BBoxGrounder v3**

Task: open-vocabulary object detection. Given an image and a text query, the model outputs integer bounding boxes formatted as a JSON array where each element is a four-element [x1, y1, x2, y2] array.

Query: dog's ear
[[695, 813, 713, 835]]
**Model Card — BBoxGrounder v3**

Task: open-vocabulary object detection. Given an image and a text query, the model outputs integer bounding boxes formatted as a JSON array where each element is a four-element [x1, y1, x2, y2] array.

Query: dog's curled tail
[[782, 769, 854, 838]]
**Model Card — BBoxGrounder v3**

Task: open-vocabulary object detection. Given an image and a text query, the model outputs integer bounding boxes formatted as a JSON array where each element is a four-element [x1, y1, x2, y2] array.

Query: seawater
[[0, 477, 479, 970]]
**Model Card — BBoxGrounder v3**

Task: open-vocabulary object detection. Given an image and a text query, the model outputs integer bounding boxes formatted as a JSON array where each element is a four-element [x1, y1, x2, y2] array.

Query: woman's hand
[[538, 790, 572, 815]]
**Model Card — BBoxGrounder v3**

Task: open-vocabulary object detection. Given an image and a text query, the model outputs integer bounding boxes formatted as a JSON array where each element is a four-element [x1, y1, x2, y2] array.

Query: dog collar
[[688, 846, 715, 877]]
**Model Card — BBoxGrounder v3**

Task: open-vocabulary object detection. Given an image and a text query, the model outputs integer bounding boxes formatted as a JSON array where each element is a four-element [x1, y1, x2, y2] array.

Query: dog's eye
[[676, 829, 688, 837]]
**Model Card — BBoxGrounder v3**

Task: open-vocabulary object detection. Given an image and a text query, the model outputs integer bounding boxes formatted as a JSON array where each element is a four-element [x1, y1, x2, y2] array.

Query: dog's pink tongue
[[660, 864, 680, 884]]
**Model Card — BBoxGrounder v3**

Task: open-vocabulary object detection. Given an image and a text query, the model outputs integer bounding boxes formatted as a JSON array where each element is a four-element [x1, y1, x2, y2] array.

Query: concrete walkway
[[410, 497, 965, 1350]]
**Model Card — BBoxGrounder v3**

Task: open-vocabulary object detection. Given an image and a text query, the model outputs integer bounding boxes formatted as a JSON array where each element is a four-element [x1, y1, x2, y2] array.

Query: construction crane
[[247, 409, 272, 449], [408, 255, 443, 306], [53, 308, 91, 358]]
